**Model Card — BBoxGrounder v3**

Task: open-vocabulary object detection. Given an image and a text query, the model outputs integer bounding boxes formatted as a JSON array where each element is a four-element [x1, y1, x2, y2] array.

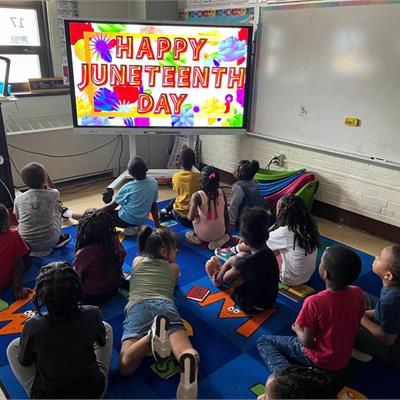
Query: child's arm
[[365, 309, 375, 319], [13, 258, 32, 299], [150, 202, 161, 228], [361, 314, 397, 346], [222, 191, 230, 233], [169, 263, 180, 282], [187, 193, 201, 222], [97, 201, 118, 213], [228, 184, 244, 228], [292, 323, 316, 348], [217, 253, 246, 286]]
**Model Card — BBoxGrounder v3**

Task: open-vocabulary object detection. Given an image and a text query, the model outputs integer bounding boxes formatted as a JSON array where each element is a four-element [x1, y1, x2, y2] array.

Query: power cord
[[8, 135, 124, 195]]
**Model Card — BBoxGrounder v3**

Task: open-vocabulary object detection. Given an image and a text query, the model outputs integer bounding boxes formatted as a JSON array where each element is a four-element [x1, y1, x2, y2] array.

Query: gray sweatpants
[[6, 321, 113, 397]]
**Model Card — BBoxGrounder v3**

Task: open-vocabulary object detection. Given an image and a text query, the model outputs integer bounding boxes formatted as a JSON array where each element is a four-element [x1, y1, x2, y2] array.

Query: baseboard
[[312, 200, 399, 244], [202, 164, 400, 243]]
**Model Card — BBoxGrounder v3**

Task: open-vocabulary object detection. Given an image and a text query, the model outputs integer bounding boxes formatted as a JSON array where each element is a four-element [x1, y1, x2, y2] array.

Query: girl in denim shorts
[[119, 226, 199, 399]]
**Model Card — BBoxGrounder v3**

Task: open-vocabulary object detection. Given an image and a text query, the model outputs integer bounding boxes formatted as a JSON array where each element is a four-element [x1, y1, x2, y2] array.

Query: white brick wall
[[200, 135, 400, 228]]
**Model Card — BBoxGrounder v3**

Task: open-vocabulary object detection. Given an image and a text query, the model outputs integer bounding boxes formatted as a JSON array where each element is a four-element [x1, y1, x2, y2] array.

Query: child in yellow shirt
[[160, 147, 200, 228]]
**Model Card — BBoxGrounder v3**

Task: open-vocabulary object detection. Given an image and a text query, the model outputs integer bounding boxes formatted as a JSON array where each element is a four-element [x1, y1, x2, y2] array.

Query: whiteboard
[[253, 2, 400, 165]]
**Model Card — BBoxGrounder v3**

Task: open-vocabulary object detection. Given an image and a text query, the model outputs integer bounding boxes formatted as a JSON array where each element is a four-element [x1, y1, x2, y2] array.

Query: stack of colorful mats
[[255, 168, 319, 210]]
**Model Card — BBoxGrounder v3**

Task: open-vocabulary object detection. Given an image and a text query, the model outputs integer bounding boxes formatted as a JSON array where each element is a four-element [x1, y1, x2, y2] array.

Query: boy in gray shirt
[[14, 163, 71, 256]]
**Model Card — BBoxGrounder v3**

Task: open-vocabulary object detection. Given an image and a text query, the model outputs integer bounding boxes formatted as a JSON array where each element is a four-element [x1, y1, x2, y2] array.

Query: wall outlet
[[274, 153, 285, 167]]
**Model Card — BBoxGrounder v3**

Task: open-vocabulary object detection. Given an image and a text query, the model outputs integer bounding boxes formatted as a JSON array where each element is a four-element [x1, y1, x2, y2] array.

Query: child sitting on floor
[[229, 159, 266, 228], [119, 226, 199, 400], [7, 262, 113, 399], [258, 366, 336, 400], [216, 195, 319, 286], [354, 245, 400, 368], [99, 156, 160, 235], [185, 166, 229, 250], [13, 162, 71, 256], [74, 209, 127, 305], [257, 246, 364, 378], [159, 147, 200, 227], [206, 207, 279, 314], [0, 203, 31, 298]]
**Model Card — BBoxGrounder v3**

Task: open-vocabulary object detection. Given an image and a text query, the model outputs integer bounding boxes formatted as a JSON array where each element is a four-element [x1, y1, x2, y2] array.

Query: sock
[[62, 209, 73, 218]]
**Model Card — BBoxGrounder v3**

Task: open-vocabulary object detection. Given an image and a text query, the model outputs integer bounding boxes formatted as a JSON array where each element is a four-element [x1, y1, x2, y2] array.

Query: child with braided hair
[[185, 166, 230, 250], [216, 195, 319, 286], [7, 262, 113, 399], [74, 209, 127, 305], [259, 366, 336, 399]]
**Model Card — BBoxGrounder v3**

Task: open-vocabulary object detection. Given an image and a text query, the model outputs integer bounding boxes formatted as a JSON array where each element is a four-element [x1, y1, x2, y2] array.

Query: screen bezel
[[65, 18, 253, 134]]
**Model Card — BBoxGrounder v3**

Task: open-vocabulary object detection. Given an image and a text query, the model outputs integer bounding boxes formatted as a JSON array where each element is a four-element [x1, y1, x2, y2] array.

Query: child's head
[[276, 195, 320, 254], [21, 162, 46, 189], [240, 207, 269, 249], [34, 262, 83, 321], [76, 209, 119, 265], [201, 165, 220, 195], [0, 203, 10, 232], [233, 160, 259, 181], [128, 156, 147, 180], [137, 225, 178, 262], [261, 366, 336, 399], [180, 147, 196, 170], [319, 245, 361, 289], [372, 245, 400, 284]]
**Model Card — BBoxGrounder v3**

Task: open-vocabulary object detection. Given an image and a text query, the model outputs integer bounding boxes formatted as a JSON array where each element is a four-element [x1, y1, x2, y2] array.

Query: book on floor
[[279, 282, 315, 302], [186, 286, 210, 302]]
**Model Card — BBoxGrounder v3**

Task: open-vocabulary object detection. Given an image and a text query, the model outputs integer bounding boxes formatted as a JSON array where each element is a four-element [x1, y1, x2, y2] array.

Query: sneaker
[[177, 353, 199, 400], [62, 208, 73, 219], [30, 250, 51, 257], [53, 233, 72, 249], [159, 208, 173, 221], [214, 247, 235, 262], [208, 234, 230, 251], [351, 348, 372, 362], [123, 226, 140, 236], [185, 231, 202, 245], [148, 315, 171, 362]]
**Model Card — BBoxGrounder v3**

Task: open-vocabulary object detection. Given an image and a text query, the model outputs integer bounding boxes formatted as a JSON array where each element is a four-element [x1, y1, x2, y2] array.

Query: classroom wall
[[201, 134, 400, 228], [6, 0, 176, 188]]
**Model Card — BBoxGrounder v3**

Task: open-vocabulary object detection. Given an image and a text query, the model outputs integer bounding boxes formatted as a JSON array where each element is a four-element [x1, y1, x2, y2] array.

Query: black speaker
[[0, 102, 15, 209]]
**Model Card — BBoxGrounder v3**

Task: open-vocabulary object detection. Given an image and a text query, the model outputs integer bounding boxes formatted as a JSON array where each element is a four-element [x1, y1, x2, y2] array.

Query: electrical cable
[[8, 136, 120, 158]]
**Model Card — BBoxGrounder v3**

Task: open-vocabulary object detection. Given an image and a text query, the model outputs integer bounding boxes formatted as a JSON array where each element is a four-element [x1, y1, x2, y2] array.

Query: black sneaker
[[177, 353, 199, 400], [53, 233, 72, 249], [159, 208, 173, 221], [148, 315, 171, 362]]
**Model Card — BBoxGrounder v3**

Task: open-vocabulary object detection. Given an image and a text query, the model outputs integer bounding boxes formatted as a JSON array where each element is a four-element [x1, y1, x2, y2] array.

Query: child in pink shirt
[[185, 166, 229, 250]]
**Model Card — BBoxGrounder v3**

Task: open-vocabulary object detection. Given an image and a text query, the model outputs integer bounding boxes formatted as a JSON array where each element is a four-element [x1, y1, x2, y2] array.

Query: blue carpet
[[0, 202, 398, 398]]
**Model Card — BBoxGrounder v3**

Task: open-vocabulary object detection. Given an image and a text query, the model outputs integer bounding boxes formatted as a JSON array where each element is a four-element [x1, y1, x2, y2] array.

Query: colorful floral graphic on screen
[[67, 21, 251, 128]]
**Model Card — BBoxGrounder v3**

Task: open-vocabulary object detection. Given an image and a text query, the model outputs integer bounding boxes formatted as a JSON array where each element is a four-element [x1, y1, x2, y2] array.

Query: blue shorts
[[121, 299, 185, 342]]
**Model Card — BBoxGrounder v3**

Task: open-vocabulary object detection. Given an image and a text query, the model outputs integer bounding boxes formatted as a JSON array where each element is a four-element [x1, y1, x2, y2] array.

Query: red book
[[186, 286, 210, 302]]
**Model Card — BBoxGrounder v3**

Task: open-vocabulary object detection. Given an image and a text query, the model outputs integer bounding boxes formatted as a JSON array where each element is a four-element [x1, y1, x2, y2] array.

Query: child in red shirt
[[257, 246, 364, 375], [0, 203, 31, 298]]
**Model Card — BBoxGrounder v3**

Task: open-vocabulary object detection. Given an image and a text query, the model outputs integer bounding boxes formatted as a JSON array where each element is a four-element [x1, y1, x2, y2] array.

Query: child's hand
[[291, 322, 303, 334], [14, 286, 33, 299]]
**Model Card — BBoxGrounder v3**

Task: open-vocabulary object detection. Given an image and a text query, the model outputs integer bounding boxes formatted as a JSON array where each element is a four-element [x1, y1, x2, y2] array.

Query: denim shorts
[[121, 299, 185, 342]]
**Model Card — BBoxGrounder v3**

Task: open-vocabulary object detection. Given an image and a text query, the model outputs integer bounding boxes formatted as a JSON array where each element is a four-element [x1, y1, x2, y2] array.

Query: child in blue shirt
[[99, 157, 160, 234], [354, 245, 400, 368]]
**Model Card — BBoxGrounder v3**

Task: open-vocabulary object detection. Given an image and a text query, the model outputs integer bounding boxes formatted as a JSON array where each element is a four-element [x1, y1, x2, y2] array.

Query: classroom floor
[[0, 178, 394, 400]]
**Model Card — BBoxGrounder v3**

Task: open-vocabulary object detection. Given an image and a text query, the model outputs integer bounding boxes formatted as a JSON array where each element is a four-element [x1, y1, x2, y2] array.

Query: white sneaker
[[123, 226, 140, 236], [208, 234, 230, 251], [351, 348, 373, 362], [177, 353, 199, 400], [149, 315, 171, 362]]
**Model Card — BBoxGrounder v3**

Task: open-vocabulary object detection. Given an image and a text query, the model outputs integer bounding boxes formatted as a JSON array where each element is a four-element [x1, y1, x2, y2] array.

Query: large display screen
[[65, 20, 253, 131]]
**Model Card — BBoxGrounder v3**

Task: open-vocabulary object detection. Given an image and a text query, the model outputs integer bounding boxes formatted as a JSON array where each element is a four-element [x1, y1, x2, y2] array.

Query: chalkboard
[[252, 2, 400, 165]]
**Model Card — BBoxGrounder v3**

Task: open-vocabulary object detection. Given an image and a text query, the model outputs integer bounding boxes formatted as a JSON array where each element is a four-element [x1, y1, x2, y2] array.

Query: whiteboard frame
[[248, 0, 400, 169]]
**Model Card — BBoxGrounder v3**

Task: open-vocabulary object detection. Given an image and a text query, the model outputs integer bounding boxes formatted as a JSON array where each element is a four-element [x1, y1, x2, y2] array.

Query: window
[[0, 1, 53, 86]]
